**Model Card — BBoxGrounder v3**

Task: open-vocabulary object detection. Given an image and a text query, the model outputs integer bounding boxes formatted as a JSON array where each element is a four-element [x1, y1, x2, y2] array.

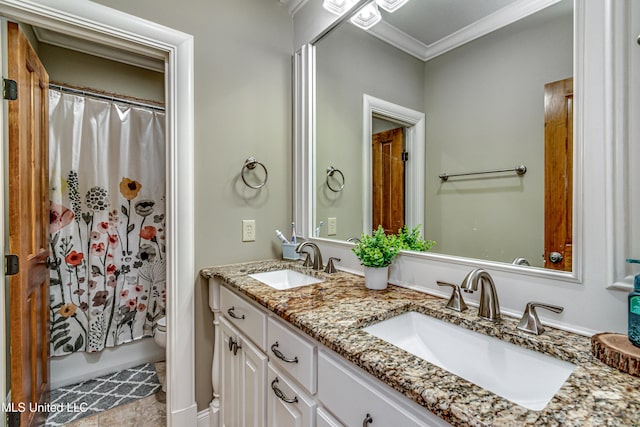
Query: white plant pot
[[364, 266, 389, 290]]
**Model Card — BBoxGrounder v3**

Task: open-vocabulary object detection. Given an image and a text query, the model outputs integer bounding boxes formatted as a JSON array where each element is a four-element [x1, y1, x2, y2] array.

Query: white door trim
[[0, 1, 196, 425], [362, 94, 425, 234]]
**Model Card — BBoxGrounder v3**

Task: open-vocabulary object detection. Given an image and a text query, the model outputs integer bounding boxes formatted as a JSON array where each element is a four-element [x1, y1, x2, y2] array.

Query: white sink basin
[[248, 269, 324, 290], [362, 312, 575, 411]]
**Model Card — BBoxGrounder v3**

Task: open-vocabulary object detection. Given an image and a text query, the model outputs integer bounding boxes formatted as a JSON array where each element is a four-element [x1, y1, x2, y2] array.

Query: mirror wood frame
[[0, 0, 197, 425], [294, 0, 587, 283]]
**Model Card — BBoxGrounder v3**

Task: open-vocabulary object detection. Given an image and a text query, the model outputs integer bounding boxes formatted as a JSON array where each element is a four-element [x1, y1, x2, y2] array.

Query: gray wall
[[423, 3, 573, 266], [315, 22, 424, 240], [313, 3, 572, 266], [92, 0, 293, 411], [38, 44, 164, 103]]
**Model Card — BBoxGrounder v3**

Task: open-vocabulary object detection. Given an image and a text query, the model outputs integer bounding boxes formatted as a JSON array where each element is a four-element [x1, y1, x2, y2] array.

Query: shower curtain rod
[[49, 83, 165, 112]]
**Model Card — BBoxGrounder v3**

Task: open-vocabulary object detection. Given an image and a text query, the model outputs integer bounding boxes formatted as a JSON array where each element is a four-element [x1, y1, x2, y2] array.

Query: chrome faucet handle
[[516, 302, 564, 335], [300, 251, 313, 267], [324, 257, 341, 273], [436, 281, 468, 312]]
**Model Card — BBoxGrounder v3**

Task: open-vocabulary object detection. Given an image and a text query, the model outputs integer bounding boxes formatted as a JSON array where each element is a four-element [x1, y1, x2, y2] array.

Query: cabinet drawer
[[318, 351, 447, 427], [267, 364, 316, 427], [221, 286, 267, 351], [317, 407, 343, 427], [267, 317, 317, 394]]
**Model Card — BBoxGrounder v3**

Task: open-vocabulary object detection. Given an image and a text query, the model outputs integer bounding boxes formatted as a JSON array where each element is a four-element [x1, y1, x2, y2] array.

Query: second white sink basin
[[362, 312, 575, 411], [248, 269, 323, 290]]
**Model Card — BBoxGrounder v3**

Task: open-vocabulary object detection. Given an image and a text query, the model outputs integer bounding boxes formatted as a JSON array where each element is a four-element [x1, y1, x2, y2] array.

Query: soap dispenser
[[628, 259, 640, 348]]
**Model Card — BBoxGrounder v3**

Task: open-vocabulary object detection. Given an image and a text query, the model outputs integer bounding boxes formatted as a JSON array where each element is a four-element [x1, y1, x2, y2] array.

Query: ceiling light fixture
[[376, 0, 409, 13], [349, 2, 382, 30], [322, 0, 358, 16], [323, 0, 410, 31]]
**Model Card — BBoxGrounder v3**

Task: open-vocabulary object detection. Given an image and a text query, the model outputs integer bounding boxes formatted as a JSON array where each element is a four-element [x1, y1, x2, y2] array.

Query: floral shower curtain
[[48, 89, 166, 355]]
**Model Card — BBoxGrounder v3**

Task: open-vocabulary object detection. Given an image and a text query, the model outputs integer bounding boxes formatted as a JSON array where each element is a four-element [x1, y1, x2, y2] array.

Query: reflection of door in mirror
[[544, 77, 573, 271], [372, 126, 405, 234]]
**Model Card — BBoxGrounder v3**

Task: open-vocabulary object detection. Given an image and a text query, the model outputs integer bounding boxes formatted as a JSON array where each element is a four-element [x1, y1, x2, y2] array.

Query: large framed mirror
[[305, 0, 578, 276]]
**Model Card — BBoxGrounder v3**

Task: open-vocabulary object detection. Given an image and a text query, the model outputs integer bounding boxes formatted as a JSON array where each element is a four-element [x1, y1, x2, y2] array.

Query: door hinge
[[402, 151, 409, 162], [4, 254, 19, 276], [3, 78, 17, 100]]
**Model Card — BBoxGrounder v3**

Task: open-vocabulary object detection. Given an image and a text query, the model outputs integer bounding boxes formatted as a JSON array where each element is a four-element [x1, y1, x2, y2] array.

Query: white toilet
[[154, 316, 167, 392]]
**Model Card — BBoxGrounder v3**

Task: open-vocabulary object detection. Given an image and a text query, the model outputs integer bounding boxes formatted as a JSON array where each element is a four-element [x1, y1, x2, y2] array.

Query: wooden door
[[372, 127, 405, 234], [544, 77, 573, 271], [7, 22, 51, 426]]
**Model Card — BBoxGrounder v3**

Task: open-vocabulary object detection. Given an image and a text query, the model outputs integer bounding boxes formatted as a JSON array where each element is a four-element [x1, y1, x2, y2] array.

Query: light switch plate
[[327, 217, 337, 236], [242, 220, 256, 242]]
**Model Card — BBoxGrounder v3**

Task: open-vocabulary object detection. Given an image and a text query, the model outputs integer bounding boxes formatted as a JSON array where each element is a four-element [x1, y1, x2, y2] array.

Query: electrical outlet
[[327, 217, 337, 236], [242, 220, 256, 242]]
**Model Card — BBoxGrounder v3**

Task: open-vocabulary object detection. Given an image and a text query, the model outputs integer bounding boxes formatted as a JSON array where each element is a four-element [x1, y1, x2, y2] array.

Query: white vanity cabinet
[[219, 317, 268, 427], [317, 351, 449, 427], [220, 285, 267, 351], [267, 364, 317, 427], [208, 278, 451, 427], [316, 407, 343, 427], [267, 317, 317, 394]]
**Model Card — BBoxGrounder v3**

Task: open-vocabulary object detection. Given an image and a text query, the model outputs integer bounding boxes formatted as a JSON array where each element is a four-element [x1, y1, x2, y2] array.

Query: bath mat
[[45, 363, 161, 426]]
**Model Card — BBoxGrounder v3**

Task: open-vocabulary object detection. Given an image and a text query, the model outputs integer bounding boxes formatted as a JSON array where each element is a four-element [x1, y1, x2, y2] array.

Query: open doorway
[[6, 20, 167, 426], [0, 2, 196, 426], [363, 94, 425, 236]]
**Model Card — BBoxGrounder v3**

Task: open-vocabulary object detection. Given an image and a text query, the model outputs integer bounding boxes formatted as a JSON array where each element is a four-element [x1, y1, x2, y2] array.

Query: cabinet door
[[240, 334, 268, 427], [267, 365, 316, 427], [221, 318, 241, 427], [317, 407, 343, 427]]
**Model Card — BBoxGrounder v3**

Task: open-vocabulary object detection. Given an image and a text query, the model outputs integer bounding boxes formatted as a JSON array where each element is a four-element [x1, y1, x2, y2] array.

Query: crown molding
[[368, 0, 563, 62]]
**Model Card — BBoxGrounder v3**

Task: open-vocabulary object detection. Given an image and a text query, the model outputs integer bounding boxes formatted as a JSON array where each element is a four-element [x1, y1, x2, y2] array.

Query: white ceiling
[[381, 0, 518, 46], [365, 0, 571, 61]]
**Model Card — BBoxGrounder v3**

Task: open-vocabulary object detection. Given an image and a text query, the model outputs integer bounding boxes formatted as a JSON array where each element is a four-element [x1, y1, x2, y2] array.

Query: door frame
[[362, 94, 425, 234], [0, 1, 196, 426]]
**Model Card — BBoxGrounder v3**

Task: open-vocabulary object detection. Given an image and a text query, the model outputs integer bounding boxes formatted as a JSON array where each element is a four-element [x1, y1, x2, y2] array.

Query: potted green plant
[[396, 224, 436, 252], [352, 225, 401, 290]]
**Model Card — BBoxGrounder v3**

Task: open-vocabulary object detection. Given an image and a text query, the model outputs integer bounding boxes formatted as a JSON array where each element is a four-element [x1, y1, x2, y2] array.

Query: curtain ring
[[241, 157, 268, 189], [326, 166, 345, 192]]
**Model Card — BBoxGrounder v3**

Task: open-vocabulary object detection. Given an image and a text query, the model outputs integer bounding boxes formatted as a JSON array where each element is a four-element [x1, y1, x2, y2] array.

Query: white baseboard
[[50, 338, 165, 389]]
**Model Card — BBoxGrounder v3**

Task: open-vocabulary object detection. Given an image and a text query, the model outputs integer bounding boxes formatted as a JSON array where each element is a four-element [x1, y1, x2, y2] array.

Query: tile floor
[[63, 362, 166, 427]]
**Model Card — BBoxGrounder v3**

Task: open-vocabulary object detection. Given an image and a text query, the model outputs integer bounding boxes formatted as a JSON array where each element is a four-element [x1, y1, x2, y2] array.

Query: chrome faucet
[[460, 268, 501, 322], [295, 242, 323, 271]]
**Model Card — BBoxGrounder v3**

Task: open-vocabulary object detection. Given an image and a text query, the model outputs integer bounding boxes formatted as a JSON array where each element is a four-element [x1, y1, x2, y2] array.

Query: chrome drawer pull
[[227, 306, 245, 320], [270, 341, 299, 364], [363, 413, 373, 426], [271, 377, 298, 404]]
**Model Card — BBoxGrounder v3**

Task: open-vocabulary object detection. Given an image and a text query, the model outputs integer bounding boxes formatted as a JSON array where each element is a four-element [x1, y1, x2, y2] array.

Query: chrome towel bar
[[439, 165, 527, 182]]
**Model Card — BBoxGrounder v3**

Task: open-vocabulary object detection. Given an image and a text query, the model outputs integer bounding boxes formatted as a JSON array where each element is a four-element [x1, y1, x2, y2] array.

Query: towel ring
[[326, 166, 345, 193], [241, 157, 268, 189]]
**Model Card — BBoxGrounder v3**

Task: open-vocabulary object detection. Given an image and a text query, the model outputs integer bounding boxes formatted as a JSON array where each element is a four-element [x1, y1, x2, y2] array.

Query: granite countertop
[[201, 259, 640, 426]]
